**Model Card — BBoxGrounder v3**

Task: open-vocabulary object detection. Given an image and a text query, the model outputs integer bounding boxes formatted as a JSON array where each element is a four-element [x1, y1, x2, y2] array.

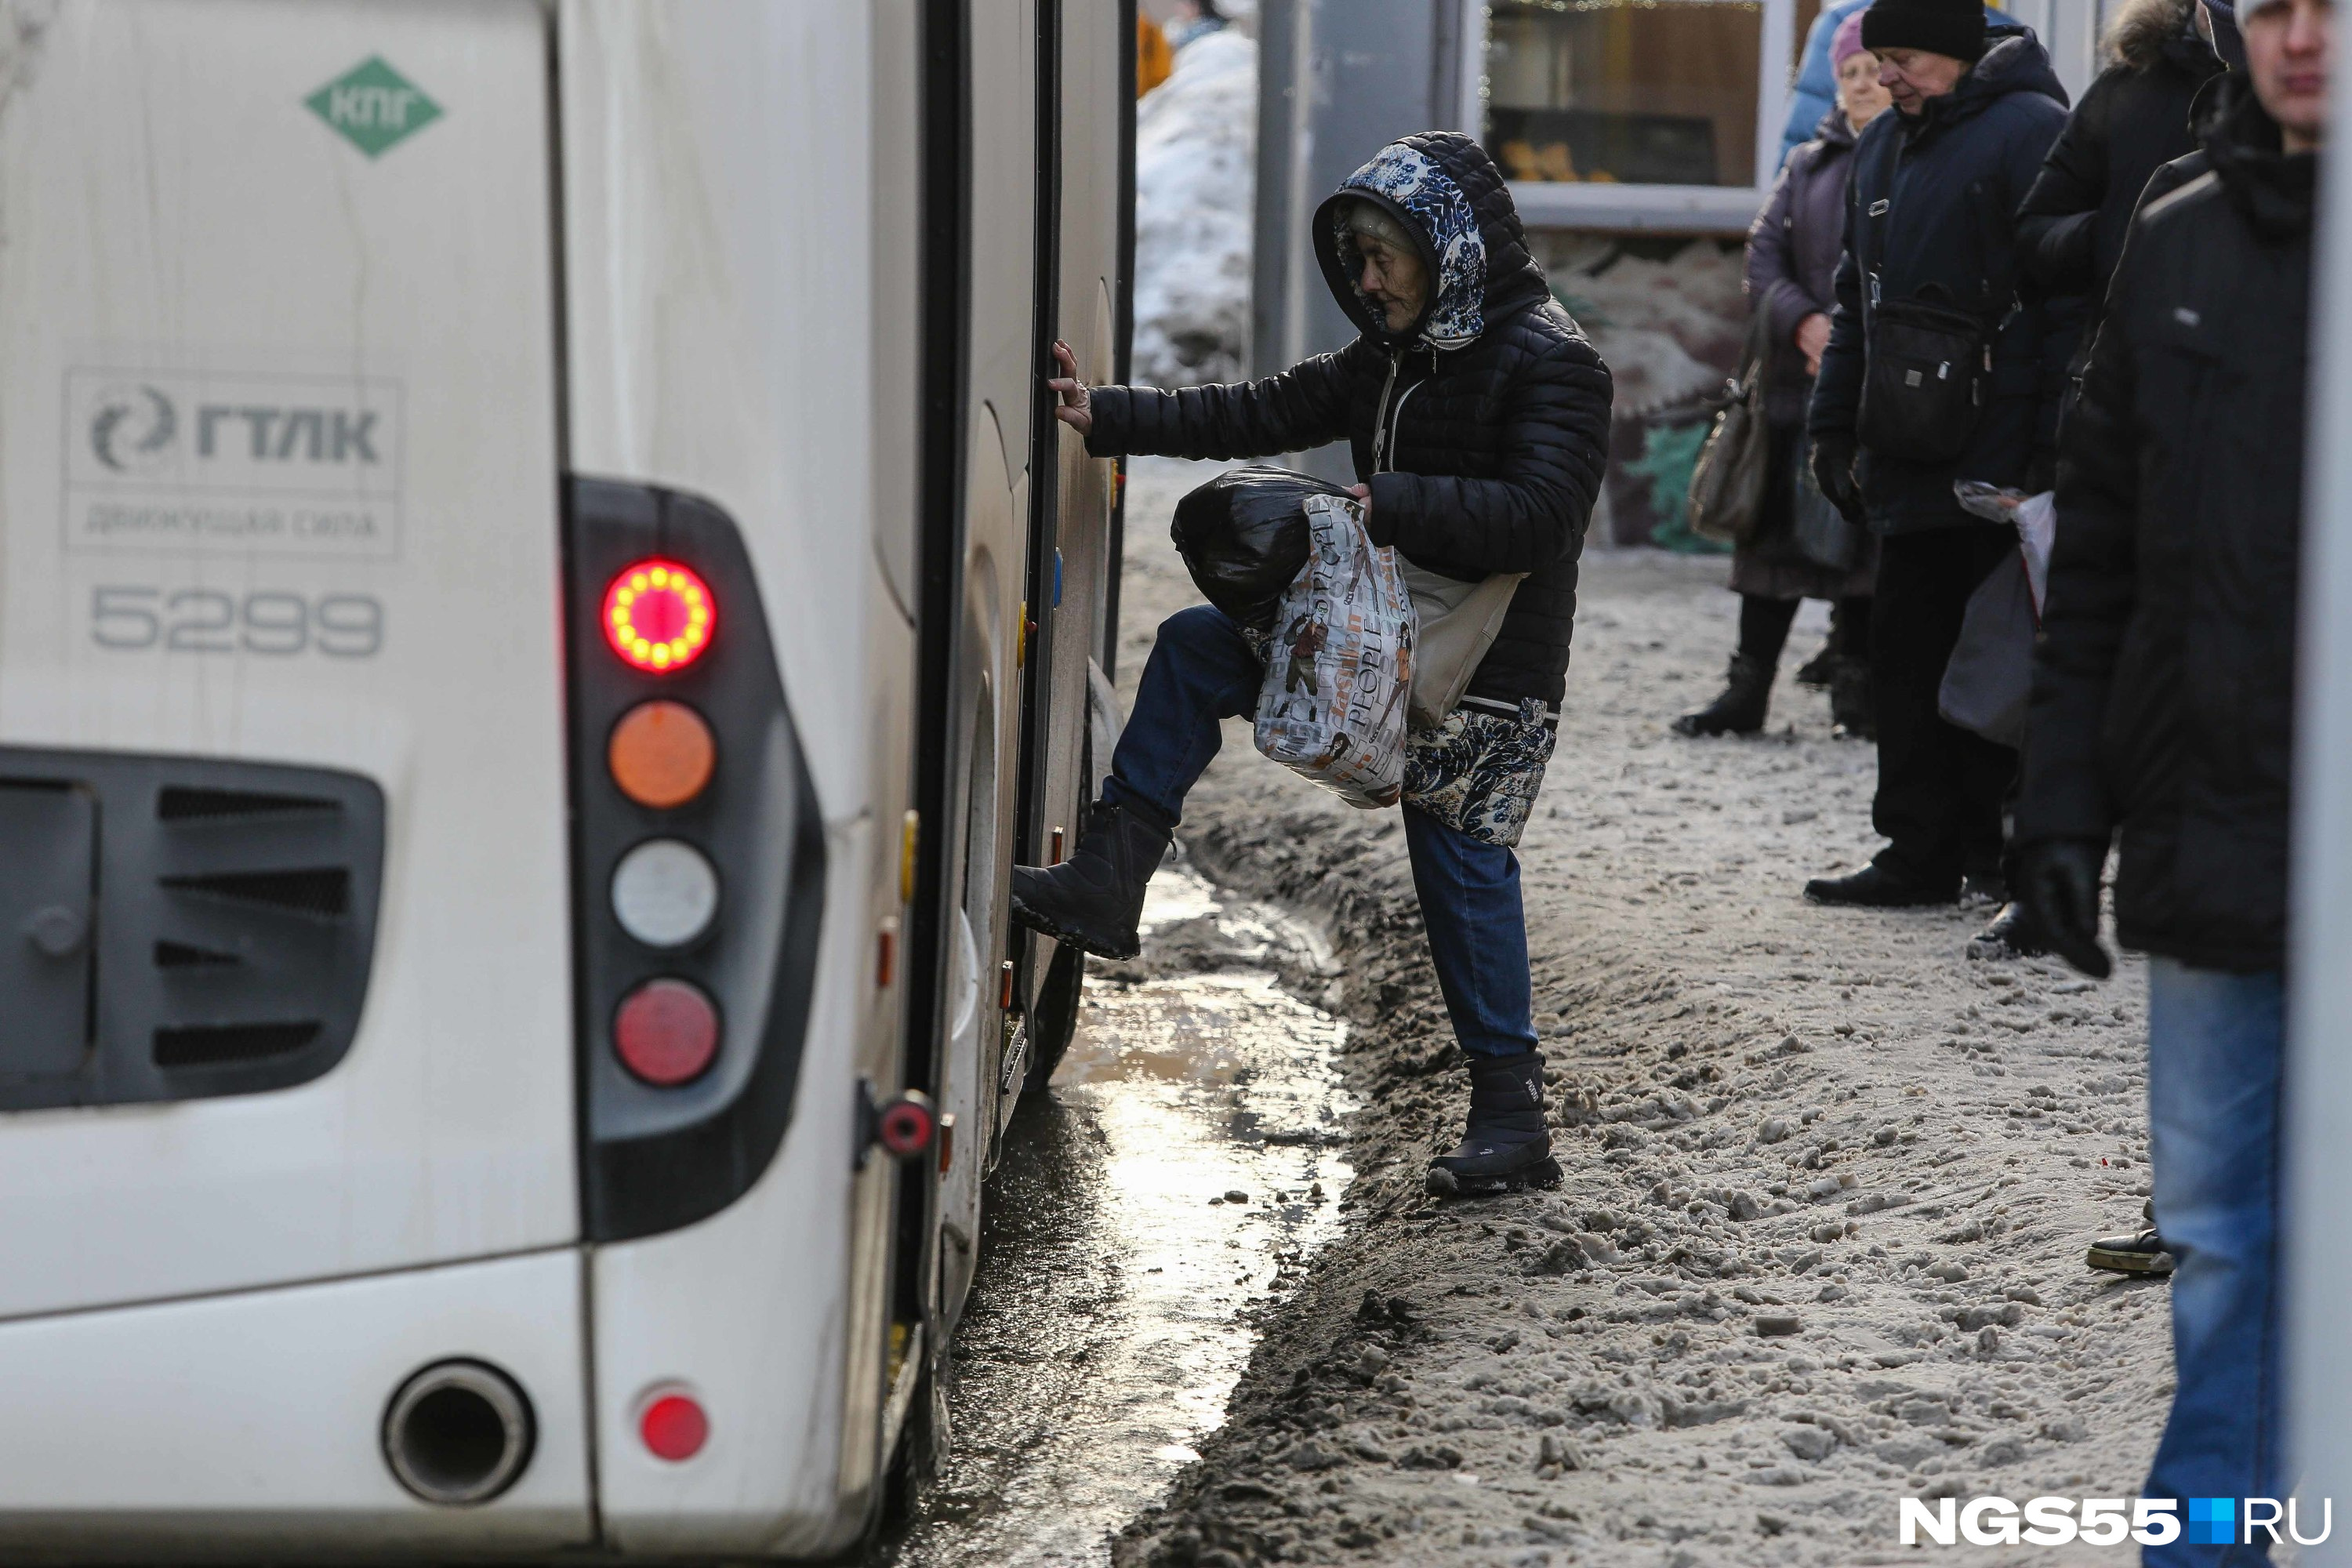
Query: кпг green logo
[[304, 56, 443, 158]]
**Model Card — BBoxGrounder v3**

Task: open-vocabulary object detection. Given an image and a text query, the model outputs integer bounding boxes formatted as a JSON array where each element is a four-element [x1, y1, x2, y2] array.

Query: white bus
[[0, 0, 1127, 1555]]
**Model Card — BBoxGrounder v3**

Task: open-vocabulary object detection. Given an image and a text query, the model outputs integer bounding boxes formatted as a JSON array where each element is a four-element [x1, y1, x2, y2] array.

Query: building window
[[1484, 0, 1766, 189]]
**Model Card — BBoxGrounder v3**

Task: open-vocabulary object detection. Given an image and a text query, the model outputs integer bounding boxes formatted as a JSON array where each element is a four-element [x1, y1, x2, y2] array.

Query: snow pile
[[1132, 29, 1257, 388], [1555, 240, 1748, 416]]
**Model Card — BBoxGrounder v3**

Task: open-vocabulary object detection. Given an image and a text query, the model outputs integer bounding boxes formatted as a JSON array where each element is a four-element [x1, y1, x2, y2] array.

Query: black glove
[[1812, 434, 1866, 525], [2015, 838, 2112, 978]]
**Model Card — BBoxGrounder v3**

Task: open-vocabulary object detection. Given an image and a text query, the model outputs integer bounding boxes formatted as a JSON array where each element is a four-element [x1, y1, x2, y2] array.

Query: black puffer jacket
[[2015, 0, 2222, 368], [1086, 132, 1613, 712], [1808, 26, 2072, 531], [2016, 81, 2311, 971]]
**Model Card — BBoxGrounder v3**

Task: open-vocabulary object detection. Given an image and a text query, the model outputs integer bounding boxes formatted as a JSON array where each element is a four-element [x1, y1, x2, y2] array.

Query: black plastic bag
[[1170, 466, 1348, 632]]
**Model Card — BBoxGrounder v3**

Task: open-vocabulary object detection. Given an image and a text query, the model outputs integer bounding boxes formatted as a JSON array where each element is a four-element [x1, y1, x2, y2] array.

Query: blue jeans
[[2144, 959, 2286, 1567], [1105, 604, 1537, 1058]]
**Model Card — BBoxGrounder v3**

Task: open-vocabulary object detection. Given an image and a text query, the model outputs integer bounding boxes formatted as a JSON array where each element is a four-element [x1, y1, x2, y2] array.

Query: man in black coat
[[2016, 0, 2226, 364], [1014, 132, 1613, 1196], [1804, 0, 2071, 913], [2014, 0, 2328, 1521]]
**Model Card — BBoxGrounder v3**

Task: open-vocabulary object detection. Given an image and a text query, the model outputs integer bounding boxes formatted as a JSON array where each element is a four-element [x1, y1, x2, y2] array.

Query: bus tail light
[[638, 1391, 709, 1462], [874, 1088, 936, 1160], [609, 838, 720, 949], [601, 559, 715, 673], [613, 979, 720, 1086], [608, 700, 716, 809], [565, 479, 826, 1243]]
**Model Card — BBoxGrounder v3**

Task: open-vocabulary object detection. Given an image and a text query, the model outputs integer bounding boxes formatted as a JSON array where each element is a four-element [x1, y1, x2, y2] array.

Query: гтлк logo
[[88, 383, 177, 475]]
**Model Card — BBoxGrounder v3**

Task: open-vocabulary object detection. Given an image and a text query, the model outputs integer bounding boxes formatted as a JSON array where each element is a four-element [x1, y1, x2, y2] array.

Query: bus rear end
[[0, 0, 584, 1552], [0, 0, 915, 1555]]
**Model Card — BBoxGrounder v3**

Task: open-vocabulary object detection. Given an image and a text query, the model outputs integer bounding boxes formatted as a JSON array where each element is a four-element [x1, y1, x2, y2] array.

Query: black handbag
[[1688, 307, 1775, 546], [1856, 290, 1992, 466], [1791, 438, 1863, 570]]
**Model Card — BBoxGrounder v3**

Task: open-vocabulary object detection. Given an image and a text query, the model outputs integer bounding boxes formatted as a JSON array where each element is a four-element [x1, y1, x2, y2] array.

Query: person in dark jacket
[[1016, 132, 1613, 1196], [2013, 0, 2328, 1529], [1779, 0, 2010, 164], [2015, 0, 2225, 372], [1675, 11, 1885, 740], [1803, 0, 2071, 910]]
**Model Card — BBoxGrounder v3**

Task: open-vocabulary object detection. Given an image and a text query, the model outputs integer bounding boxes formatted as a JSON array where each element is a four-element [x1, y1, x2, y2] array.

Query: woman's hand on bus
[[1049, 340, 1092, 437]]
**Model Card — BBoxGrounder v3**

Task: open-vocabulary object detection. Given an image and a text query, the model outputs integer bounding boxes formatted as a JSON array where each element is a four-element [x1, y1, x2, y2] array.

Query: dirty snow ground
[[1100, 457, 2175, 1568]]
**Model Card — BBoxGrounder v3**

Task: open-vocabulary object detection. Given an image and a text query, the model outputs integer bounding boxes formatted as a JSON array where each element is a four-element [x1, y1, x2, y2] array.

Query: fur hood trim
[[2104, 0, 2194, 70]]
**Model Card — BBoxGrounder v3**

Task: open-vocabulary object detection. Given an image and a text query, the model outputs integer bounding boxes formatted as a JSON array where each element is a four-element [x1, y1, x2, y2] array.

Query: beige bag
[[1398, 561, 1523, 731]]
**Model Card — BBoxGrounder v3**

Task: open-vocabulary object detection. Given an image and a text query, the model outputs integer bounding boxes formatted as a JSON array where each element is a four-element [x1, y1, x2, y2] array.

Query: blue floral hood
[[1312, 132, 1550, 353]]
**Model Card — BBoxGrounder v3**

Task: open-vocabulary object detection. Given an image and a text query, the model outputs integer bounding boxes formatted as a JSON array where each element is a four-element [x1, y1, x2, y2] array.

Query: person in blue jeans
[[2014, 0, 2329, 1550], [1011, 132, 1612, 1196]]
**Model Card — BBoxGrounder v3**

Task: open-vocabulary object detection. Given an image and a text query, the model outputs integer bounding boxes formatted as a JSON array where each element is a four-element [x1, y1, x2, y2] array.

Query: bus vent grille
[[157, 786, 340, 822], [154, 1020, 323, 1069], [160, 867, 350, 918], [0, 746, 383, 1110]]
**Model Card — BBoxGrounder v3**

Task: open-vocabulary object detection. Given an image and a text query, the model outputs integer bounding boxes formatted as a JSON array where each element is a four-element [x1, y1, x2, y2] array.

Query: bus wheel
[[1024, 942, 1084, 1094]]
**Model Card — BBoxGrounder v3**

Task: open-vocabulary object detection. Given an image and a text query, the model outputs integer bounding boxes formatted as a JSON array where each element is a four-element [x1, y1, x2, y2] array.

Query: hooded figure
[[2016, 0, 2227, 372], [1014, 132, 1613, 1197]]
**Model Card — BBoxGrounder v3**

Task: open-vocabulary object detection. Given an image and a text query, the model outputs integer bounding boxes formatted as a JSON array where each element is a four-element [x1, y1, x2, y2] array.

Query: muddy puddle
[[880, 863, 1356, 1567]]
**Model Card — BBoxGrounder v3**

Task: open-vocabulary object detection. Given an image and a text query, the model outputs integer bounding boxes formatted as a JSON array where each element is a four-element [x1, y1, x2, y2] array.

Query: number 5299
[[91, 586, 383, 658]]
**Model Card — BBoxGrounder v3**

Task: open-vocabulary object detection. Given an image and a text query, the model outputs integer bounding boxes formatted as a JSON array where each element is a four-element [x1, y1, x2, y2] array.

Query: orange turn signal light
[[608, 700, 716, 810]]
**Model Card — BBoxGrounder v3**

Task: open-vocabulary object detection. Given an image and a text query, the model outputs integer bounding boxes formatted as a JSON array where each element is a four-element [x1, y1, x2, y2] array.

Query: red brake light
[[639, 1392, 710, 1461], [603, 560, 715, 673], [614, 978, 720, 1086]]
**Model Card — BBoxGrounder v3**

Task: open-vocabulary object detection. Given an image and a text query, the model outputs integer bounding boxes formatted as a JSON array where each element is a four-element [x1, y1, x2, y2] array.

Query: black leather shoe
[[1428, 1051, 1562, 1197], [1671, 652, 1775, 737], [1009, 798, 1172, 960], [2087, 1228, 2175, 1276], [1803, 864, 1958, 907], [1969, 900, 2051, 960]]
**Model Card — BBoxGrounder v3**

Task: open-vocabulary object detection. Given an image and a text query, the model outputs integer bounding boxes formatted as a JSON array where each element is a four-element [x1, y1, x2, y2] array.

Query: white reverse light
[[611, 838, 720, 949]]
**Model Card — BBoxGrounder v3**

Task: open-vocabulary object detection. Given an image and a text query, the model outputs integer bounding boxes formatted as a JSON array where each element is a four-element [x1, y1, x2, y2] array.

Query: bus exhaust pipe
[[382, 1359, 535, 1506]]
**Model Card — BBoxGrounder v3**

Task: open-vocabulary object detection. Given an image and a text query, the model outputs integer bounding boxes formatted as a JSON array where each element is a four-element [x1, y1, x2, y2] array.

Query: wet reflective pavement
[[880, 866, 1355, 1567]]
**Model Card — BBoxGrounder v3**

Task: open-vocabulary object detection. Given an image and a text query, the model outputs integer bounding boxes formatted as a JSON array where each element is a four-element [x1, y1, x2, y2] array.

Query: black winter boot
[[1670, 653, 1775, 737], [1968, 900, 2051, 960], [1828, 657, 1875, 740], [1009, 798, 1172, 960], [1793, 642, 1840, 689], [1426, 1051, 1562, 1198]]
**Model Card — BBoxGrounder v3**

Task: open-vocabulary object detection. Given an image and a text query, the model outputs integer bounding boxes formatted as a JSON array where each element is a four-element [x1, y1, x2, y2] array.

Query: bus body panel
[[589, 816, 876, 1558], [936, 0, 1037, 1274], [559, 6, 917, 1551], [0, 1250, 591, 1552], [0, 0, 576, 1317], [558, 0, 880, 831], [1006, 0, 1123, 1116]]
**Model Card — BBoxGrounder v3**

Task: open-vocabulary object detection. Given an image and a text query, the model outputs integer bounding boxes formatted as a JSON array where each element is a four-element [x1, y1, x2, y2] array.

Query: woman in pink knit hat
[[1671, 7, 1889, 739]]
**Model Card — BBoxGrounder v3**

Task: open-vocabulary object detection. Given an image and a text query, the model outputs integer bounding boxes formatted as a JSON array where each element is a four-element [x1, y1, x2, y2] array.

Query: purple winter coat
[[1744, 108, 1859, 426]]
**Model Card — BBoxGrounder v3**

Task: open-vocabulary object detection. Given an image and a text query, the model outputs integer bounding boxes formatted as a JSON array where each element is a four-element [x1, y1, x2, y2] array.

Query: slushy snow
[[1132, 29, 1257, 389]]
